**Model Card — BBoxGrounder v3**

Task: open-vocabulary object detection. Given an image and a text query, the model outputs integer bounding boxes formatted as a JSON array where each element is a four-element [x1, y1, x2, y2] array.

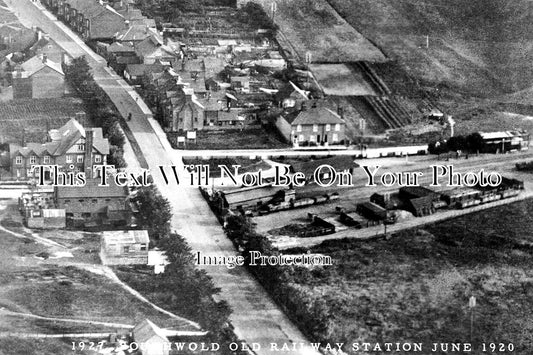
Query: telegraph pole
[[469, 296, 476, 342]]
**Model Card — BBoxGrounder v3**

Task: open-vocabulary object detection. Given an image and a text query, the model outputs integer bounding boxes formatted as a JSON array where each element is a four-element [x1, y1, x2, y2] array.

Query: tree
[[132, 185, 172, 241], [236, 2, 278, 32], [108, 145, 127, 169], [107, 122, 126, 147], [63, 56, 93, 94], [466, 132, 484, 153]]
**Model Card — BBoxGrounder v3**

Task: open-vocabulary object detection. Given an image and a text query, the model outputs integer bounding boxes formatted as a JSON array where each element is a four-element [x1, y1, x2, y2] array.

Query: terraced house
[[5, 118, 109, 180], [43, 0, 125, 41]]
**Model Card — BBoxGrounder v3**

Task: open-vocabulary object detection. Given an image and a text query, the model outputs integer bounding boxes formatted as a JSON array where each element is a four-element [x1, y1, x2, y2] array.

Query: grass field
[[0, 200, 179, 354], [276, 199, 533, 354], [271, 0, 386, 63], [327, 0, 533, 98]]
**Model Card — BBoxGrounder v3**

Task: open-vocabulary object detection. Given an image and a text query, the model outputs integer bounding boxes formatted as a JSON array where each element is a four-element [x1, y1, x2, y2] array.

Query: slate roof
[[21, 55, 64, 76], [55, 177, 128, 199], [290, 106, 344, 125], [125, 63, 165, 77], [64, 0, 124, 39], [218, 110, 240, 122], [135, 34, 174, 58], [102, 230, 150, 245], [107, 41, 135, 53], [10, 118, 109, 158], [115, 25, 153, 42]]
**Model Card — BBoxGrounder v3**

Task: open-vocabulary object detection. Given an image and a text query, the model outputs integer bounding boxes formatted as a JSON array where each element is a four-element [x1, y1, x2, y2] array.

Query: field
[[261, 0, 386, 63], [0, 200, 183, 354], [328, 0, 533, 95], [275, 199, 533, 354]]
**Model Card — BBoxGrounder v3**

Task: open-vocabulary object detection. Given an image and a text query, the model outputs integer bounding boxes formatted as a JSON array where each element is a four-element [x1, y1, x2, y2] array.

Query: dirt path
[[0, 308, 134, 329], [73, 264, 204, 332]]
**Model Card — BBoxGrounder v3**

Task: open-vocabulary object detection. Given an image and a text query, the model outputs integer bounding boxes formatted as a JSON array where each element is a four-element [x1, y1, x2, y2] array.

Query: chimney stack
[[84, 130, 94, 179], [42, 54, 47, 64]]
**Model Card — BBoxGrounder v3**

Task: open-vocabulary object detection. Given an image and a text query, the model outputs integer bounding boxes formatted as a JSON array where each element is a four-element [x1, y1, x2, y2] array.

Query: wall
[[31, 66, 65, 99]]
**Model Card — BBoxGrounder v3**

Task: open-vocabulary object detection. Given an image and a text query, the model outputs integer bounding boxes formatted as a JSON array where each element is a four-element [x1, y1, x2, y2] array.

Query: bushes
[[428, 132, 484, 154], [126, 185, 240, 352]]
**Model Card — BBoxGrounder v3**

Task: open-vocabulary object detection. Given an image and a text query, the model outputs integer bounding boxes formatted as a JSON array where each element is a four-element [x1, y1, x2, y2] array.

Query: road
[[8, 1, 321, 354]]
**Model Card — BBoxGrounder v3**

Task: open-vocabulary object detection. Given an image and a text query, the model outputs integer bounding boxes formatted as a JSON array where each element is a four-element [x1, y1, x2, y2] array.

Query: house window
[[82, 212, 91, 218], [296, 124, 302, 132], [326, 124, 331, 132], [64, 200, 71, 203], [15, 156, 22, 165], [332, 133, 339, 142], [123, 246, 130, 253], [77, 155, 84, 163], [309, 135, 316, 142], [77, 143, 85, 151], [312, 124, 318, 132], [94, 155, 101, 163], [299, 134, 304, 142], [29, 155, 37, 164], [43, 155, 50, 164], [66, 155, 73, 163], [335, 123, 341, 131], [26, 169, 32, 177], [140, 244, 147, 251], [91, 199, 98, 203]]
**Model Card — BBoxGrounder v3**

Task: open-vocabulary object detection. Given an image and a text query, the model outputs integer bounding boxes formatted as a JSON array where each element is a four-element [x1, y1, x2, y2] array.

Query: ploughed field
[[327, 0, 533, 98], [284, 199, 533, 354]]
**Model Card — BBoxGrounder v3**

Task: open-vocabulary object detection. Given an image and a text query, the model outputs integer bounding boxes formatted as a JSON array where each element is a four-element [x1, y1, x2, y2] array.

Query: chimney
[[42, 54, 47, 64], [37, 29, 43, 41], [84, 130, 94, 179], [183, 87, 194, 102], [300, 102, 307, 111], [337, 106, 344, 119]]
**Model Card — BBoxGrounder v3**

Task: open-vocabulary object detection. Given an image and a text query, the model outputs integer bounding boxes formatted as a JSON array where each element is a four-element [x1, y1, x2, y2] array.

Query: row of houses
[[2, 118, 108, 180], [79, 0, 350, 147], [41, 0, 139, 42]]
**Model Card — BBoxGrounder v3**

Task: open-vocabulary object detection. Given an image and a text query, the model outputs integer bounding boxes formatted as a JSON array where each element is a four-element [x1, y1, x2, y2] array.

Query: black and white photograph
[[0, 0, 532, 354]]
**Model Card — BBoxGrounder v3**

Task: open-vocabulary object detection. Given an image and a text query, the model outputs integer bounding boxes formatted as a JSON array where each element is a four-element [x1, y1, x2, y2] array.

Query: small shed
[[133, 319, 170, 355], [100, 230, 150, 265]]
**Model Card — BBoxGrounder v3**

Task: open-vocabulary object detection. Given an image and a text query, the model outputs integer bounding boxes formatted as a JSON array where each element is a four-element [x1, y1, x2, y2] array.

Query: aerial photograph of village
[[0, 0, 533, 354]]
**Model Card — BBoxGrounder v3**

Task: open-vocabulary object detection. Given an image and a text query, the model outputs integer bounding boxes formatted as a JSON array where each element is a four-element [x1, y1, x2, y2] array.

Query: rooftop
[[102, 230, 150, 245], [55, 178, 128, 199]]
